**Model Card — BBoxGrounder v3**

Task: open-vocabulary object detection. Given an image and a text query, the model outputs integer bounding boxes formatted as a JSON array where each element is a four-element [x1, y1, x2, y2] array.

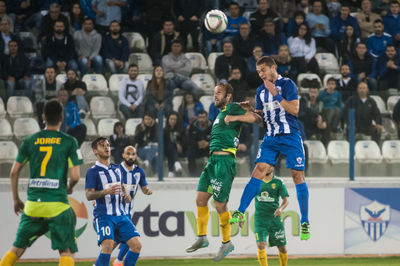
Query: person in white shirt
[[119, 64, 145, 119]]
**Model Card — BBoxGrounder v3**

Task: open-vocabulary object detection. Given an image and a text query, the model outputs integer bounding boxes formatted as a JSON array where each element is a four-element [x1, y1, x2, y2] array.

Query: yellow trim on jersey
[[221, 147, 237, 157], [24, 200, 70, 218], [68, 157, 73, 168], [21, 158, 29, 166]]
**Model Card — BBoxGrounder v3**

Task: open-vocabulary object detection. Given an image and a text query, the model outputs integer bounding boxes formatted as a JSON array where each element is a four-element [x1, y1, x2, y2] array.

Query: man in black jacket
[[336, 64, 358, 102], [214, 41, 246, 81]]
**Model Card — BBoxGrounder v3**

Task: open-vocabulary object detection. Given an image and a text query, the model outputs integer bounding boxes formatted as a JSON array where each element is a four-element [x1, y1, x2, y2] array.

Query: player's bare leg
[[213, 200, 234, 262], [277, 246, 288, 266], [292, 169, 310, 240], [123, 236, 141, 265], [0, 246, 25, 266], [95, 239, 114, 266]]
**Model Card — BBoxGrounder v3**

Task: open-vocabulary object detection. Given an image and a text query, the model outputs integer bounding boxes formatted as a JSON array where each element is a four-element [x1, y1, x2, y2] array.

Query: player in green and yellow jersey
[[253, 170, 289, 266], [0, 99, 82, 266], [186, 83, 261, 262]]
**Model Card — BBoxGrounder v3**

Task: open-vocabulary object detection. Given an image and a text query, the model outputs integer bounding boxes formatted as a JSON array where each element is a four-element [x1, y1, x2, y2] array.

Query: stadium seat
[[125, 118, 142, 136], [0, 98, 5, 118], [327, 140, 349, 164], [13, 118, 40, 140], [304, 140, 328, 163], [184, 52, 207, 72], [173, 96, 183, 112], [80, 141, 97, 164], [128, 53, 153, 73], [387, 96, 400, 114], [200, 95, 214, 112], [207, 52, 223, 75], [191, 73, 215, 94], [323, 73, 341, 87], [122, 32, 146, 52], [0, 118, 13, 139], [90, 96, 116, 120], [315, 53, 340, 74], [81, 118, 97, 139], [370, 95, 387, 114], [382, 140, 400, 163], [355, 140, 383, 163], [297, 73, 322, 94], [137, 74, 152, 89], [382, 117, 397, 139], [0, 141, 18, 163], [109, 74, 128, 95], [7, 96, 33, 118], [97, 118, 120, 137], [82, 74, 108, 95], [18, 31, 38, 52], [56, 74, 67, 84]]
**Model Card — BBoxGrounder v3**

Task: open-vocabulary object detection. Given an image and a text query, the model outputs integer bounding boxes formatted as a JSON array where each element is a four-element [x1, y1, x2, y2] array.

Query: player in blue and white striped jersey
[[113, 146, 152, 266], [85, 137, 142, 266]]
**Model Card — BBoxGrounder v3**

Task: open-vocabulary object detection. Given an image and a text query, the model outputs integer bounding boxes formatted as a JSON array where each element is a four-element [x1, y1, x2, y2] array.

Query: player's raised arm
[[224, 111, 262, 125], [264, 80, 299, 116], [10, 161, 24, 215]]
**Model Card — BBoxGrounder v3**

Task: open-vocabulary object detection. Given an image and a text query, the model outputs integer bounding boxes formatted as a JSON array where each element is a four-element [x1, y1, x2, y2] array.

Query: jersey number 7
[[39, 146, 53, 176]]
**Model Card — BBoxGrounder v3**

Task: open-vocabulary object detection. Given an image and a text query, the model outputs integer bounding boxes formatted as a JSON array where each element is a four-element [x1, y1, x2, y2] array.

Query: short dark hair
[[327, 77, 337, 84], [109, 20, 120, 27], [341, 2, 351, 8], [198, 110, 208, 116], [386, 44, 396, 50], [45, 66, 56, 72], [390, 0, 399, 6], [143, 110, 156, 119], [91, 137, 108, 150], [356, 41, 367, 48], [113, 121, 125, 134], [83, 17, 94, 24], [229, 2, 240, 8], [374, 19, 383, 25], [128, 64, 138, 70], [217, 82, 234, 97], [44, 99, 63, 126], [256, 56, 277, 67], [54, 19, 65, 26], [171, 39, 182, 46]]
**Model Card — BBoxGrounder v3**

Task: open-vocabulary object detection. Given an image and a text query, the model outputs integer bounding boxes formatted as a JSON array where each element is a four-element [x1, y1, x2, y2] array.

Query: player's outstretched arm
[[67, 165, 80, 194], [274, 196, 289, 217], [85, 184, 122, 201], [225, 111, 262, 125], [10, 161, 24, 215]]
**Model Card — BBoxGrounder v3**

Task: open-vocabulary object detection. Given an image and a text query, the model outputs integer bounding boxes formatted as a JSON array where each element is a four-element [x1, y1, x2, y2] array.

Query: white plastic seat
[[207, 52, 223, 75], [355, 140, 383, 163], [304, 140, 328, 163], [7, 96, 33, 117], [297, 73, 322, 88], [0, 141, 18, 163], [315, 53, 339, 74], [137, 74, 152, 89], [98, 118, 120, 137], [382, 140, 400, 163], [185, 52, 207, 72], [80, 141, 97, 164], [13, 118, 40, 140], [122, 32, 146, 52], [128, 53, 153, 73], [81, 118, 97, 139], [382, 117, 397, 139], [109, 74, 128, 95], [56, 74, 67, 84], [191, 73, 215, 93], [0, 98, 6, 118], [90, 96, 116, 119], [173, 96, 183, 112], [387, 96, 400, 114], [125, 118, 142, 136], [370, 95, 387, 114], [200, 96, 214, 112], [82, 74, 108, 95], [327, 140, 349, 164], [19, 31, 38, 51], [323, 73, 341, 87], [0, 118, 13, 139]]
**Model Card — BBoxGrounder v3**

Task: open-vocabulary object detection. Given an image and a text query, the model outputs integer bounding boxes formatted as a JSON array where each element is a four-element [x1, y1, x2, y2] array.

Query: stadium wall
[[0, 178, 399, 259]]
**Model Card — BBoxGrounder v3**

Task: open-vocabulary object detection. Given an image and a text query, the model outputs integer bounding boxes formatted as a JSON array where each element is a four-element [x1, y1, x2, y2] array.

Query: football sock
[[295, 182, 309, 224], [95, 253, 110, 266], [218, 211, 231, 243], [117, 244, 129, 261], [279, 251, 288, 266], [257, 248, 268, 266], [124, 251, 139, 266], [59, 256, 74, 266], [197, 206, 209, 236], [238, 177, 262, 214], [0, 251, 18, 266]]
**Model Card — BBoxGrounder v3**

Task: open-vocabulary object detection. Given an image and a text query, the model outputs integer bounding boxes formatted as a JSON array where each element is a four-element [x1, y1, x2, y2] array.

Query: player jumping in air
[[85, 138, 142, 266], [186, 83, 261, 261], [0, 99, 82, 266], [228, 56, 310, 240], [113, 146, 152, 266]]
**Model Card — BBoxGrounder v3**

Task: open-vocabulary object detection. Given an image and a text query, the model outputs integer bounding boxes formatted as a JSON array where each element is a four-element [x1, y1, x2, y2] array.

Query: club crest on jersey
[[271, 183, 276, 189], [296, 157, 302, 164], [360, 201, 390, 242]]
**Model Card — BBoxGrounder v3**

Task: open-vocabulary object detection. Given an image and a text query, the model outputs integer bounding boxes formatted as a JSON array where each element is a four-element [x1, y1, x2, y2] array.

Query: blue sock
[[296, 182, 309, 224], [238, 177, 262, 214], [118, 243, 130, 261], [95, 253, 110, 266], [124, 251, 140, 266]]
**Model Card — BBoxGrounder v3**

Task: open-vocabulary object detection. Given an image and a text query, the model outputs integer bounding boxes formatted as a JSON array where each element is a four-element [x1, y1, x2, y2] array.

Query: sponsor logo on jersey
[[256, 191, 275, 202], [360, 200, 390, 242], [29, 178, 59, 188]]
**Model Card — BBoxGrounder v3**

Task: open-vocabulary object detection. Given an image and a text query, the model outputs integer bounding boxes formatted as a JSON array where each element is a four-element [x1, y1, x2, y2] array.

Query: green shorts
[[197, 154, 236, 203], [254, 216, 286, 247], [14, 207, 78, 253]]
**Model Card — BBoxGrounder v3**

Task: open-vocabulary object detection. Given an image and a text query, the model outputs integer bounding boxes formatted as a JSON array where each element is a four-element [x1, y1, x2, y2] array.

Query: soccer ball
[[204, 9, 228, 34]]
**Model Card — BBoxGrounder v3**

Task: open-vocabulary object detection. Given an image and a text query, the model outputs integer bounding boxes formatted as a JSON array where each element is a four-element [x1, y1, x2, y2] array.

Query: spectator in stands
[[142, 0, 174, 38], [42, 19, 78, 72], [288, 23, 319, 74], [110, 121, 131, 164], [232, 22, 257, 59], [225, 2, 248, 38], [69, 3, 85, 34], [145, 65, 173, 116], [275, 44, 297, 81], [0, 18, 19, 55], [178, 91, 204, 129], [174, 0, 202, 52], [383, 1, 400, 46], [372, 0, 391, 16], [164, 111, 185, 177], [326, 0, 342, 18], [337, 63, 359, 101], [215, 40, 246, 81], [134, 111, 158, 172], [344, 81, 382, 142], [58, 88, 87, 147], [4, 40, 31, 99], [339, 25, 360, 62], [249, 0, 280, 35], [377, 44, 400, 90], [208, 102, 219, 123], [393, 98, 400, 138], [307, 0, 334, 54], [228, 67, 249, 102], [330, 3, 360, 42], [63, 69, 89, 112], [286, 10, 306, 38], [258, 18, 287, 56], [0, 1, 13, 33], [74, 17, 103, 76], [119, 64, 145, 119], [8, 0, 41, 33], [101, 20, 129, 74], [162, 40, 200, 96], [356, 0, 382, 38], [39, 3, 69, 41], [366, 19, 393, 58], [269, 0, 296, 27], [149, 19, 180, 66], [187, 109, 212, 177], [203, 25, 224, 55], [348, 42, 378, 91], [92, 0, 126, 36], [246, 45, 264, 88], [297, 0, 312, 14]]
